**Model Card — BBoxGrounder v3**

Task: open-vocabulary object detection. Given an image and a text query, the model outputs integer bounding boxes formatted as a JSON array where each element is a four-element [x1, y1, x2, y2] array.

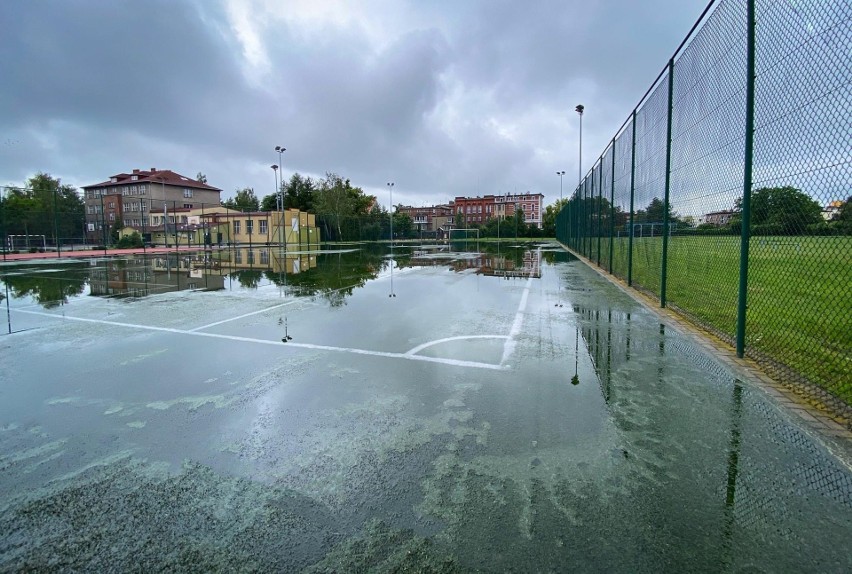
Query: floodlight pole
[[271, 164, 279, 248], [557, 170, 565, 201], [275, 145, 286, 250], [387, 182, 395, 298]]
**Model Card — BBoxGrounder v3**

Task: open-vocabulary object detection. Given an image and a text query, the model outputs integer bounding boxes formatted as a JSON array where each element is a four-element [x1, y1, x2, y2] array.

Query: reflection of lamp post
[[387, 182, 395, 298], [571, 324, 580, 385], [556, 170, 565, 201]]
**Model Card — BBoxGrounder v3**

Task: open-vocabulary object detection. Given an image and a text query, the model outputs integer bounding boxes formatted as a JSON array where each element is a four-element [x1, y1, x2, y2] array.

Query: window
[[124, 218, 130, 226], [246, 219, 253, 234], [183, 188, 193, 198], [184, 204, 192, 209], [142, 217, 149, 226], [109, 213, 115, 221], [235, 250, 242, 263], [139, 185, 147, 195], [247, 250, 255, 264], [109, 202, 115, 209], [141, 201, 147, 211], [131, 175, 138, 181], [233, 220, 241, 234], [259, 220, 267, 234], [260, 250, 269, 264], [181, 216, 188, 223]]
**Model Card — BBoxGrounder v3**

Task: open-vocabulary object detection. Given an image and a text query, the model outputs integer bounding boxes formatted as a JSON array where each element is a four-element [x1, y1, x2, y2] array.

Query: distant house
[[822, 200, 844, 221], [702, 210, 735, 226]]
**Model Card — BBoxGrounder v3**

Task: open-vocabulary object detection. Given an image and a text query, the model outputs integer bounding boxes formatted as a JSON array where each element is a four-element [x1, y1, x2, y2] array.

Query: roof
[[83, 169, 222, 192]]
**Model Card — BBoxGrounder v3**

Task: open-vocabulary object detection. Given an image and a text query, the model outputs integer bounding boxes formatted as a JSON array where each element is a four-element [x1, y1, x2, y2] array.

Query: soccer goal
[[448, 228, 480, 241], [7, 234, 47, 251]]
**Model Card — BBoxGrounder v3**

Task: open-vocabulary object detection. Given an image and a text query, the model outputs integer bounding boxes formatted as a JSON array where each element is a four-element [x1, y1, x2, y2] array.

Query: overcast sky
[[1, 0, 709, 208]]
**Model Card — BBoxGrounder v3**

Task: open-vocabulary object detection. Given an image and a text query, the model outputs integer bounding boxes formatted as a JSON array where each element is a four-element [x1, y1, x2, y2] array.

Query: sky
[[1, 0, 710, 209]]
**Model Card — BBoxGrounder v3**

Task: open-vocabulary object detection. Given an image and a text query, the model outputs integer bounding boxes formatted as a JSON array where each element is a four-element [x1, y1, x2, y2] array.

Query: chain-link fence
[[556, 0, 851, 414]]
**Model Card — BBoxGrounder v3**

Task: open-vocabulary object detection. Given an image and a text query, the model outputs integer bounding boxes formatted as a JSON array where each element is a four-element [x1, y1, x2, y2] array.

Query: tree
[[223, 187, 259, 212], [543, 198, 569, 236], [392, 211, 413, 239], [196, 172, 208, 184], [313, 173, 353, 241], [1, 173, 85, 245], [285, 173, 316, 212], [735, 186, 822, 235]]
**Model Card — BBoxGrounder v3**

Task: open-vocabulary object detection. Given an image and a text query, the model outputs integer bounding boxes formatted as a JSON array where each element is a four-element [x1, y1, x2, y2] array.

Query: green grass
[[584, 235, 851, 404]]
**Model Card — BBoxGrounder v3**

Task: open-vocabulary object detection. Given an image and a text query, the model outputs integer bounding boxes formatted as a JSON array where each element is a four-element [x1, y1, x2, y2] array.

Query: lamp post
[[271, 164, 279, 247], [556, 170, 565, 201], [387, 182, 395, 298], [274, 145, 286, 252], [576, 104, 585, 253], [575, 105, 584, 187], [387, 182, 394, 242]]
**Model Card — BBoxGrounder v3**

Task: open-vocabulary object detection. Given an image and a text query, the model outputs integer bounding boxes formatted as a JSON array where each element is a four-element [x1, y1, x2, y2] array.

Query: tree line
[[1, 173, 86, 248], [551, 186, 850, 237]]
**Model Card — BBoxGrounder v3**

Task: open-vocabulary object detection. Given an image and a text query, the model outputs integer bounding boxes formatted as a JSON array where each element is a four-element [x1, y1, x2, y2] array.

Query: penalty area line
[[11, 308, 505, 371]]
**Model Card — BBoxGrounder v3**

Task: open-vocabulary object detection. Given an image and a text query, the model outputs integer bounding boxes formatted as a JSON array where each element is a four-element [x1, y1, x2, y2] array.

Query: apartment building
[[452, 193, 544, 229], [82, 168, 222, 243]]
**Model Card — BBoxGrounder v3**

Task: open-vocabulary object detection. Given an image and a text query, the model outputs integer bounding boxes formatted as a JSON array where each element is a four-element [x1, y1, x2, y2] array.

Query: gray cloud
[[0, 0, 708, 207]]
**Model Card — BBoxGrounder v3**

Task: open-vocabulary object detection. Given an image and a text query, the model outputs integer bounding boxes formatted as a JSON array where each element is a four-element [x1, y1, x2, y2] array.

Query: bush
[[116, 232, 144, 249]]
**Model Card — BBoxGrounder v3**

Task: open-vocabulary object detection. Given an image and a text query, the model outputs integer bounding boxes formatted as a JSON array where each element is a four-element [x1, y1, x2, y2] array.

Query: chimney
[[132, 169, 140, 174], [150, 167, 157, 172]]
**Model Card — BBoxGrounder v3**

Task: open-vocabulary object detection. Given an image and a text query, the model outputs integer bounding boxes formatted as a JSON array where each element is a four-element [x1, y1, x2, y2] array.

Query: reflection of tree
[[264, 247, 387, 306], [229, 269, 264, 289], [2, 265, 87, 308]]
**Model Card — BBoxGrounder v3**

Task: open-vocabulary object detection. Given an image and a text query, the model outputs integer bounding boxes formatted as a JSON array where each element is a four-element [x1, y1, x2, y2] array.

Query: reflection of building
[[83, 168, 222, 243], [410, 248, 541, 278], [88, 256, 225, 298], [212, 247, 318, 275]]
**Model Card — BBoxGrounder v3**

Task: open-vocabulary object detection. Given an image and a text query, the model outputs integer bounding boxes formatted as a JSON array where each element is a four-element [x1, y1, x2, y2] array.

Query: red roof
[[83, 169, 222, 192]]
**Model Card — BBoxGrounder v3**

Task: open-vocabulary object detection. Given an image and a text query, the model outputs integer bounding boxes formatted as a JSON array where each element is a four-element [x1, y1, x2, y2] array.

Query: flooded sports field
[[1, 242, 850, 572]]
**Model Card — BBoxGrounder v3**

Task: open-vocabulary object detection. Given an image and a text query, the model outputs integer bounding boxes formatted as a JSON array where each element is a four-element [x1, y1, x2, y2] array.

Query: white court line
[[189, 280, 368, 332], [499, 248, 539, 366], [187, 299, 303, 332], [405, 335, 508, 356], [11, 309, 505, 371]]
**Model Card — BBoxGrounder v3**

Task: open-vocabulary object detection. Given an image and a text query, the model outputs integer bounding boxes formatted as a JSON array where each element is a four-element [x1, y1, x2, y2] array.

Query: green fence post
[[597, 161, 603, 265], [52, 185, 60, 258], [1, 187, 6, 262], [628, 110, 637, 286], [736, 0, 756, 358], [660, 58, 674, 308], [609, 137, 616, 273]]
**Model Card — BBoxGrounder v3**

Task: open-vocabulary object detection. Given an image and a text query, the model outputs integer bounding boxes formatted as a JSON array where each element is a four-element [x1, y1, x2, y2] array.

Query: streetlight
[[274, 146, 286, 252], [556, 170, 565, 201], [387, 182, 394, 242], [575, 105, 584, 187], [274, 146, 286, 210], [271, 164, 279, 246], [387, 182, 395, 298]]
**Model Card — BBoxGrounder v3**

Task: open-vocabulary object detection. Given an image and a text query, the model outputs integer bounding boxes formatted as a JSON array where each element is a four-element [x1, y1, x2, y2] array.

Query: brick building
[[83, 168, 222, 243], [452, 193, 544, 229], [398, 192, 545, 232]]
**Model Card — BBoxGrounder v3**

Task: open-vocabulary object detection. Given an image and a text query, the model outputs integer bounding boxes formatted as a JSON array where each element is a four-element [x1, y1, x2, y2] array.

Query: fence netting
[[556, 0, 851, 416]]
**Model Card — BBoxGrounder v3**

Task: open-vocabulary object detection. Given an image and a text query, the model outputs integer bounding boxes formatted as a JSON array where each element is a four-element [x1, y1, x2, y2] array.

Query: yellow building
[[119, 207, 320, 248]]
